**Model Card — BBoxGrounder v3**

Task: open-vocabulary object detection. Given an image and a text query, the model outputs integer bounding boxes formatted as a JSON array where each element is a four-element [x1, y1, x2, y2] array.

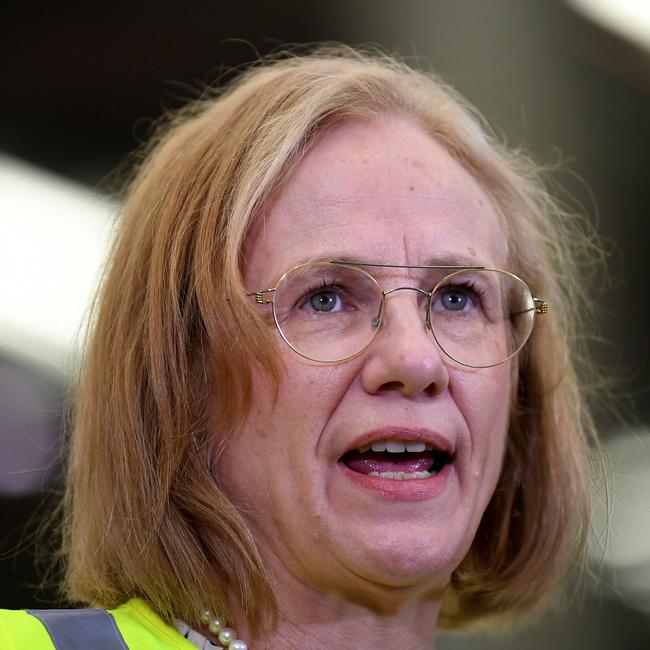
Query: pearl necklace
[[173, 609, 248, 650]]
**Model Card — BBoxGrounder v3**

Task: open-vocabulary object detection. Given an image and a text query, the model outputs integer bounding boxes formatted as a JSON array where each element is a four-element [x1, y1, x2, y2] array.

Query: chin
[[336, 525, 470, 593]]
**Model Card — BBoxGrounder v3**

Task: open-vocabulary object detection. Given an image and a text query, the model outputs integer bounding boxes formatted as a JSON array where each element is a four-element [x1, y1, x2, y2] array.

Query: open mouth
[[340, 439, 453, 480]]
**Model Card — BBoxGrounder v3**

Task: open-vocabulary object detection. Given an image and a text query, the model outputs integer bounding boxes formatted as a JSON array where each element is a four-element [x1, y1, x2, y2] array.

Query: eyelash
[[442, 280, 484, 297], [306, 277, 340, 293], [302, 278, 486, 295], [296, 276, 488, 315], [299, 278, 345, 304]]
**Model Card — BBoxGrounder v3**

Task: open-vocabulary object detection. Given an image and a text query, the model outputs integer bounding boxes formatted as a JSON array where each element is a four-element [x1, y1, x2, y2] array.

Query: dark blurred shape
[[0, 355, 63, 497], [0, 2, 337, 186], [0, 355, 64, 608], [0, 492, 63, 609]]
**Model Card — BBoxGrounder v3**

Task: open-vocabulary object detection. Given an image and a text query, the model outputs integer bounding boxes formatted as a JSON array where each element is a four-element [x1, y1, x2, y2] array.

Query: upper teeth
[[357, 439, 431, 453]]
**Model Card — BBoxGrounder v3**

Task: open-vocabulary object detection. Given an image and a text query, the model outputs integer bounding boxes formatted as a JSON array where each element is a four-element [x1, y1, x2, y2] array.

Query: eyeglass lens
[[272, 262, 535, 367]]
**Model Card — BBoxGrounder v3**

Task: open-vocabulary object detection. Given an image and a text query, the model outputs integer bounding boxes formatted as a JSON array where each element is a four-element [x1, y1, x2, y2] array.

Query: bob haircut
[[63, 45, 599, 631]]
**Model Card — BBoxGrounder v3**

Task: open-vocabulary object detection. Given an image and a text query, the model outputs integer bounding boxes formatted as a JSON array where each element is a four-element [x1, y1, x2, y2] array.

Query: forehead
[[245, 116, 507, 286]]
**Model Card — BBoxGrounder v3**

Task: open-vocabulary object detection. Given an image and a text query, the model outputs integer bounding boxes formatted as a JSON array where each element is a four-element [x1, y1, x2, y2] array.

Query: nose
[[360, 288, 449, 397]]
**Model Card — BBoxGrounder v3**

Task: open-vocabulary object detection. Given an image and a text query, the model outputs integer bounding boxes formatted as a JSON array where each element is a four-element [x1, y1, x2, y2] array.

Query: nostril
[[377, 381, 405, 394], [423, 381, 439, 398], [376, 379, 442, 397]]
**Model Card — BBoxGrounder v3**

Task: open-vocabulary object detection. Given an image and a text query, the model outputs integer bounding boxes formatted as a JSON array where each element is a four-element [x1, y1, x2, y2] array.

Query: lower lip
[[337, 461, 453, 501]]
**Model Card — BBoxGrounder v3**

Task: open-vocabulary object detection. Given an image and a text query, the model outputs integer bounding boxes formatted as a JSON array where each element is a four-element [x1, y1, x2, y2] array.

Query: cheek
[[270, 359, 359, 433], [456, 365, 512, 474], [221, 359, 358, 484]]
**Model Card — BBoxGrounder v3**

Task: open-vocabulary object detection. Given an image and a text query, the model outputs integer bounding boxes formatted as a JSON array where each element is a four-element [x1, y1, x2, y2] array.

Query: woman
[[0, 46, 598, 649]]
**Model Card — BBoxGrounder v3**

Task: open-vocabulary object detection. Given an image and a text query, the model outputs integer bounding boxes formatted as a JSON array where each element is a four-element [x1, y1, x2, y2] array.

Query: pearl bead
[[208, 618, 224, 635], [229, 640, 248, 650], [182, 610, 250, 650], [217, 627, 236, 646]]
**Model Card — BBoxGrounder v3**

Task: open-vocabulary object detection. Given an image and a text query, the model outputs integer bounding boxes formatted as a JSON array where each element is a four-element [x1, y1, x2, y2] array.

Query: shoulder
[[0, 600, 191, 650], [0, 608, 56, 649], [109, 599, 194, 649]]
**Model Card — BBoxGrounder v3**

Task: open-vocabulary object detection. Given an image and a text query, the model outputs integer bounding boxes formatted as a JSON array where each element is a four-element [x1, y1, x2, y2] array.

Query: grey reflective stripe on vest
[[27, 609, 128, 650]]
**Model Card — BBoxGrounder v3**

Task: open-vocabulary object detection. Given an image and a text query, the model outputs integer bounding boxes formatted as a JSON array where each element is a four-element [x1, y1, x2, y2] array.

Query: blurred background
[[1, 0, 649, 646]]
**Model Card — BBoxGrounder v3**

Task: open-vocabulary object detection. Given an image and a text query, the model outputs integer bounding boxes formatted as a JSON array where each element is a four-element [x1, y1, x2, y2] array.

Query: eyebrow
[[255, 255, 488, 293], [332, 258, 485, 270], [275, 254, 487, 277], [329, 251, 486, 268]]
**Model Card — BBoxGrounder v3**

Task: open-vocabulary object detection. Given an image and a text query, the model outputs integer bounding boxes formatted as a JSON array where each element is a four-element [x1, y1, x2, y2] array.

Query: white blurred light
[[566, 0, 650, 52], [592, 429, 650, 614], [0, 155, 116, 374]]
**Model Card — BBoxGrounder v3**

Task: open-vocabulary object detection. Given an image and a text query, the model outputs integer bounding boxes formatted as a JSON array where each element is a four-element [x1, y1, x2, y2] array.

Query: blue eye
[[309, 291, 341, 312], [440, 290, 469, 311]]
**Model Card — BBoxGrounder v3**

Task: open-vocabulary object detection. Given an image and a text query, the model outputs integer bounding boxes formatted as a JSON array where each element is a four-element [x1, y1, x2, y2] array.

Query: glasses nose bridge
[[381, 285, 433, 328], [383, 285, 430, 297]]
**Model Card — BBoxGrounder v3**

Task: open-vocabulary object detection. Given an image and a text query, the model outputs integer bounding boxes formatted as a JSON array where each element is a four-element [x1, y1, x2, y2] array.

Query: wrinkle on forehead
[[245, 117, 509, 286]]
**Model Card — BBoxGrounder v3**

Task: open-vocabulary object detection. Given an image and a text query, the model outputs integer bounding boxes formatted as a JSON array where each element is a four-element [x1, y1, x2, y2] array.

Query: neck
[[229, 577, 442, 650]]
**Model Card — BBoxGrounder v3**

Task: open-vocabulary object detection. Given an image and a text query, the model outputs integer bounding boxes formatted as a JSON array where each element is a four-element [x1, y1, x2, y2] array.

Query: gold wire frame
[[247, 260, 549, 368]]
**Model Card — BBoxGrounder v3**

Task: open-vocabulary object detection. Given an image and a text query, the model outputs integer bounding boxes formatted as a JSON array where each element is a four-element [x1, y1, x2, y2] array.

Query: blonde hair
[[63, 45, 600, 631]]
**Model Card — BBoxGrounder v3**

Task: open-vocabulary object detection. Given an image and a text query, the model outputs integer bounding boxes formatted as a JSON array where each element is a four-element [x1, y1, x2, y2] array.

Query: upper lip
[[341, 426, 456, 457]]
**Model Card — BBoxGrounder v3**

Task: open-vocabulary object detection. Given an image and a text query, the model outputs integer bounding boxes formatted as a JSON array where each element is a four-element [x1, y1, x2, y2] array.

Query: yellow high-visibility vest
[[0, 599, 196, 649]]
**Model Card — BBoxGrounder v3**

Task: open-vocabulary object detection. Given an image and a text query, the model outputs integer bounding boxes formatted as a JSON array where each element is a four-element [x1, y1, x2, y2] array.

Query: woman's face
[[218, 116, 512, 605]]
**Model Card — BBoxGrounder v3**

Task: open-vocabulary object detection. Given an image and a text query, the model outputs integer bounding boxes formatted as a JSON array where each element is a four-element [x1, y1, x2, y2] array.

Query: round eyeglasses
[[247, 261, 548, 368]]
